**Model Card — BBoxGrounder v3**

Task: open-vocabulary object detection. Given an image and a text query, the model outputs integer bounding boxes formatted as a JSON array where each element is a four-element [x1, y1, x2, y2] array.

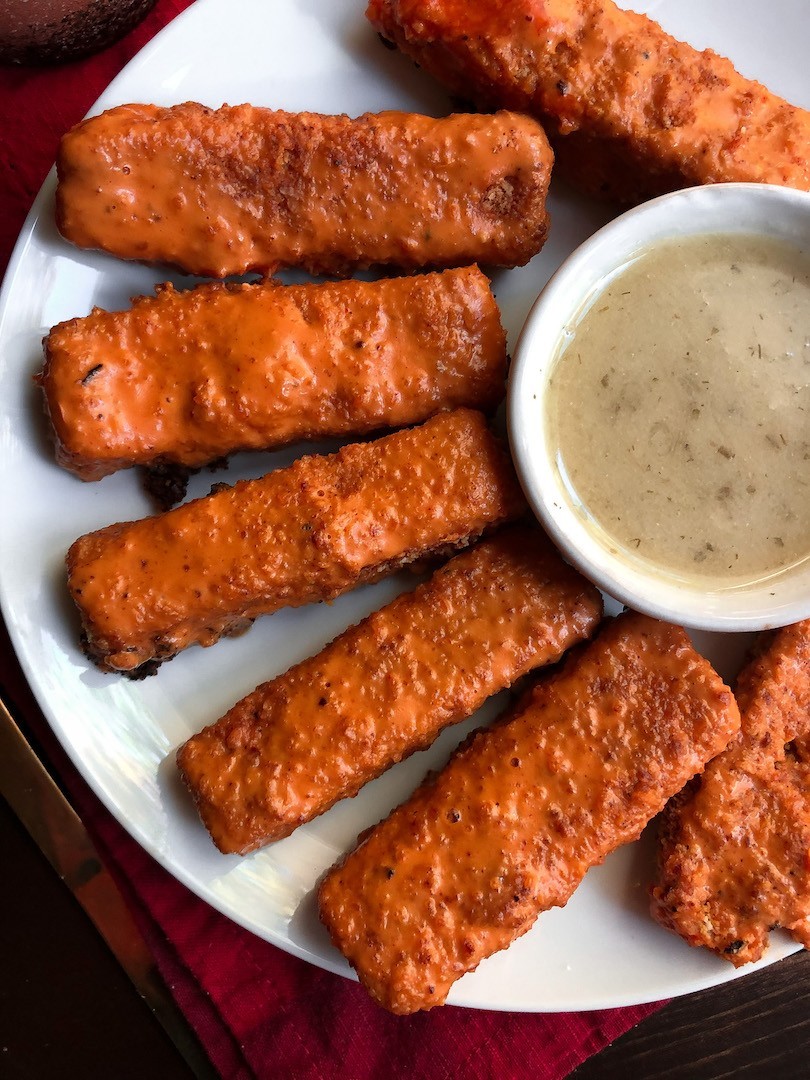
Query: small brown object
[[38, 267, 507, 482], [318, 612, 740, 1013], [66, 409, 525, 676], [0, 0, 155, 64], [367, 0, 810, 203], [177, 525, 603, 854], [55, 103, 553, 276], [652, 620, 810, 966]]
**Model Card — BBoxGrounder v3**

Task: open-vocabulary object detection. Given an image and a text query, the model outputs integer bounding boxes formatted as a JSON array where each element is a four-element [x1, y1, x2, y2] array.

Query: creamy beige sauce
[[547, 234, 810, 582]]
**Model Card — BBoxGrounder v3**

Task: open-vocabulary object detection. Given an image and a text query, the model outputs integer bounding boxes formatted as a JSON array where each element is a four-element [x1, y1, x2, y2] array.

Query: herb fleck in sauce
[[547, 234, 810, 582]]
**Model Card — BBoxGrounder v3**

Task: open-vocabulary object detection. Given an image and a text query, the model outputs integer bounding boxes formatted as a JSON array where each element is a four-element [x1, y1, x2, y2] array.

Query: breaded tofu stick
[[367, 0, 810, 203], [66, 409, 524, 676], [56, 103, 553, 277], [318, 612, 739, 1013], [652, 620, 810, 966], [38, 267, 507, 484], [177, 525, 602, 854]]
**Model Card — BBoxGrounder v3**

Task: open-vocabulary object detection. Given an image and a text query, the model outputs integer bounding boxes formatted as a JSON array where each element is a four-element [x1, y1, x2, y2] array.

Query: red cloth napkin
[[0, 3, 663, 1075]]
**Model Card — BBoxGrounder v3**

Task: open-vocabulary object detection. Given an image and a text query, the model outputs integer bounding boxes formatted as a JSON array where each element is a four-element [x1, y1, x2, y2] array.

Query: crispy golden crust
[[66, 409, 525, 675], [38, 267, 507, 481], [367, 0, 810, 202], [56, 103, 553, 276], [652, 620, 810, 966], [177, 525, 603, 854], [318, 612, 739, 1013]]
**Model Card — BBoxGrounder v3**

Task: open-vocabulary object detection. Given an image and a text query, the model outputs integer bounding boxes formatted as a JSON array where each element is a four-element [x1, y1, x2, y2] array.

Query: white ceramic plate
[[0, 0, 805, 1012]]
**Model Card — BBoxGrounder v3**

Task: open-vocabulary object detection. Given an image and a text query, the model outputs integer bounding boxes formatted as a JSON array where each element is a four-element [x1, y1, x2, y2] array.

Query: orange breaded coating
[[56, 103, 553, 277], [318, 612, 739, 1013], [38, 267, 507, 482], [66, 409, 525, 676], [177, 526, 602, 854], [652, 620, 810, 967], [367, 0, 810, 203]]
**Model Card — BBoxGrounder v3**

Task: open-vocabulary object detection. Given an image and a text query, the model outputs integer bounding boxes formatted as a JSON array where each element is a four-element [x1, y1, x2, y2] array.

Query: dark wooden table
[[574, 953, 810, 1079], [2, 618, 809, 1079]]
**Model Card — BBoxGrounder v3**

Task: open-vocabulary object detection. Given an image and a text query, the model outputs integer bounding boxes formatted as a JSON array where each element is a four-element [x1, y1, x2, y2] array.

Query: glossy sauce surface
[[318, 612, 740, 1014], [40, 267, 507, 478], [547, 234, 810, 583], [56, 103, 553, 277], [178, 527, 602, 854], [66, 409, 525, 673], [368, 0, 810, 203]]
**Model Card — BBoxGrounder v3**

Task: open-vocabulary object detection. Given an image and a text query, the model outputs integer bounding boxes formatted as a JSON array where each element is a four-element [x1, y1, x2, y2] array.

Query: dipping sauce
[[546, 233, 810, 582]]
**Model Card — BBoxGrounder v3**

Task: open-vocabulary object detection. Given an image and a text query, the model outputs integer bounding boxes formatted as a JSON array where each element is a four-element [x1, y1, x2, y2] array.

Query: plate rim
[[0, 0, 803, 1014]]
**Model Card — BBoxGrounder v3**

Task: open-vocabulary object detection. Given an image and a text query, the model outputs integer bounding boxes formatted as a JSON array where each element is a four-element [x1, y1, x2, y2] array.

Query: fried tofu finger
[[367, 0, 810, 203], [652, 620, 810, 966], [318, 612, 739, 1013], [56, 103, 553, 277], [38, 267, 507, 483], [66, 409, 524, 676], [177, 526, 602, 854]]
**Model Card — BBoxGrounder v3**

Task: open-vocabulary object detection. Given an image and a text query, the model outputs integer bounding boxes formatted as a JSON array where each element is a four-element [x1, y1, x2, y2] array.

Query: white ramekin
[[508, 183, 810, 632]]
